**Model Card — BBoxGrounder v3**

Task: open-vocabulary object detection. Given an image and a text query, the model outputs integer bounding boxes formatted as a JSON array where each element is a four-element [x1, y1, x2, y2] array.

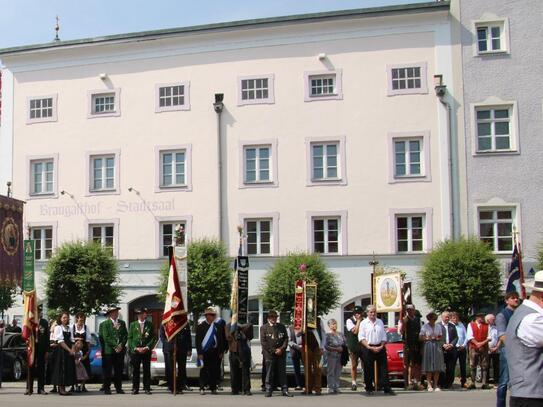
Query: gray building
[[458, 0, 543, 272]]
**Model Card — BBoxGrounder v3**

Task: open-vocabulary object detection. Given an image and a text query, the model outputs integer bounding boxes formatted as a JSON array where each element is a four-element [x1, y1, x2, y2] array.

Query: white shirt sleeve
[[517, 313, 543, 348], [346, 319, 355, 332], [54, 325, 64, 342], [380, 320, 387, 343], [357, 320, 367, 342], [466, 323, 474, 342]]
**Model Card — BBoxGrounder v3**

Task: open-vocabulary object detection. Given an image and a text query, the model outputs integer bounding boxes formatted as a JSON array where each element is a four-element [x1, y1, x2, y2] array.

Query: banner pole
[[173, 342, 177, 396]]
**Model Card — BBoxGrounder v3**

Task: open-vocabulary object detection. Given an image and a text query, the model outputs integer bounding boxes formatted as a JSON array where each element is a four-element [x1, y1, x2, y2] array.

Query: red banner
[[0, 195, 24, 284], [293, 280, 305, 332], [161, 247, 188, 341]]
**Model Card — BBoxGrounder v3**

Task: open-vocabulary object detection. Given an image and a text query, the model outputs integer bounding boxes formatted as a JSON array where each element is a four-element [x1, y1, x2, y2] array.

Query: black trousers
[[164, 349, 189, 391], [199, 349, 221, 391], [362, 347, 390, 392], [265, 355, 287, 392], [229, 351, 251, 393], [103, 351, 125, 391], [291, 351, 303, 388], [456, 348, 467, 385], [440, 348, 458, 389], [488, 353, 500, 384], [510, 397, 543, 407], [36, 350, 47, 391], [131, 351, 151, 391]]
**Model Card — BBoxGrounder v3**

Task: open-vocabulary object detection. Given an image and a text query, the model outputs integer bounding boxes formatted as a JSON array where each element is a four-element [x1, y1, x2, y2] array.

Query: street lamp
[[433, 74, 446, 97]]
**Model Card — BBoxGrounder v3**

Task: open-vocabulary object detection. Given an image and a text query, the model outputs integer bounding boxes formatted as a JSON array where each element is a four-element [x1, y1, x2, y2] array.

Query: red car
[[385, 327, 404, 381]]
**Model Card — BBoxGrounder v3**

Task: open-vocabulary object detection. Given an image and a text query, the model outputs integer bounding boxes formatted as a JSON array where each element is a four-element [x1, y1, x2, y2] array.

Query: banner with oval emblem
[[0, 195, 24, 284], [374, 272, 402, 312]]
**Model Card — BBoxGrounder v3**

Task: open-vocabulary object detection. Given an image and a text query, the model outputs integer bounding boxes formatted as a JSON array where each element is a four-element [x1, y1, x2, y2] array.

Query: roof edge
[[0, 2, 449, 57]]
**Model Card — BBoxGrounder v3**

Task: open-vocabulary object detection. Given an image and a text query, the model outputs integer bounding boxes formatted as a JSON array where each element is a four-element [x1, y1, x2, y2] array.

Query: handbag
[[341, 344, 349, 366]]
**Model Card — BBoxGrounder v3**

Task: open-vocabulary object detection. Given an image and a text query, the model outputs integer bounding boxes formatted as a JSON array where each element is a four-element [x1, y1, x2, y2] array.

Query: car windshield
[[387, 331, 403, 343]]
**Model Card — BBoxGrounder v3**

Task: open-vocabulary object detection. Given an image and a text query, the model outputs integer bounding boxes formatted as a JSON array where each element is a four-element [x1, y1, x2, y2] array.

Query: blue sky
[[0, 0, 427, 49]]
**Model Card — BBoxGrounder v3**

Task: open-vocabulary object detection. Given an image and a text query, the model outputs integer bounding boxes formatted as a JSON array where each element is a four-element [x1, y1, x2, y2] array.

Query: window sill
[[26, 117, 57, 125], [238, 99, 275, 106], [307, 178, 346, 187], [155, 185, 192, 193], [396, 251, 426, 255], [240, 181, 277, 189], [305, 94, 342, 102], [27, 193, 58, 200], [389, 175, 430, 184], [155, 105, 190, 113], [88, 111, 120, 119], [473, 150, 519, 157], [476, 50, 509, 56], [86, 189, 120, 197]]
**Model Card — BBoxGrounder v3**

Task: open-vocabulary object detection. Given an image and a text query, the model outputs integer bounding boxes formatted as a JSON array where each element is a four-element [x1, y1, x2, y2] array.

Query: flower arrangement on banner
[[174, 224, 184, 246]]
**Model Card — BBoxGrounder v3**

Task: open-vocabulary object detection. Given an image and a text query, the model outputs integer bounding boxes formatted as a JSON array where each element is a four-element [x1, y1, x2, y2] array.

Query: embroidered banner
[[293, 280, 304, 332], [0, 195, 24, 284]]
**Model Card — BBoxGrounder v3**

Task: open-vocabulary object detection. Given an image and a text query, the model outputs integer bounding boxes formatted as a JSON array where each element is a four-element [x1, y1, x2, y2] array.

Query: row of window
[[29, 207, 515, 261], [25, 62, 430, 124], [28, 133, 430, 197]]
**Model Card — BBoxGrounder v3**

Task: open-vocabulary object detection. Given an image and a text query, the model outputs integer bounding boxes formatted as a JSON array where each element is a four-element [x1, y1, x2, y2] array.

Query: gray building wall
[[460, 0, 543, 263]]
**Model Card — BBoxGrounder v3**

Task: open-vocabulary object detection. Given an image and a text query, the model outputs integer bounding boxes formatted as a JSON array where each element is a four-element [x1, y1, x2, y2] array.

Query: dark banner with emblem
[[305, 283, 317, 329], [0, 195, 24, 285], [236, 256, 249, 325]]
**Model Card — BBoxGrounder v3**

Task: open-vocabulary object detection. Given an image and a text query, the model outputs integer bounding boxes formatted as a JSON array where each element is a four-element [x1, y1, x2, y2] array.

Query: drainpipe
[[434, 75, 456, 239], [213, 94, 225, 242]]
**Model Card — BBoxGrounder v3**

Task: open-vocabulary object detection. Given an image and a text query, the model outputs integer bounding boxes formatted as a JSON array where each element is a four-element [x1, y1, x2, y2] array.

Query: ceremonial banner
[[0, 195, 24, 284], [174, 245, 188, 310], [374, 272, 402, 312], [305, 283, 317, 329], [236, 256, 249, 325], [23, 240, 35, 292], [293, 280, 305, 332], [22, 290, 38, 367], [402, 282, 412, 305], [162, 247, 188, 341]]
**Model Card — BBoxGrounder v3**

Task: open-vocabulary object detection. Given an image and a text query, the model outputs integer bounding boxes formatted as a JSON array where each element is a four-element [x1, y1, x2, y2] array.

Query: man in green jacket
[[128, 308, 156, 395], [99, 306, 128, 394]]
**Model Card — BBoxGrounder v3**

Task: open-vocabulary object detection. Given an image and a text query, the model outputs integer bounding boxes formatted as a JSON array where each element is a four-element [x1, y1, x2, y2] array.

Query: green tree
[[0, 281, 17, 319], [420, 237, 501, 320], [157, 239, 231, 325], [45, 241, 121, 317], [261, 252, 341, 317], [537, 242, 543, 271]]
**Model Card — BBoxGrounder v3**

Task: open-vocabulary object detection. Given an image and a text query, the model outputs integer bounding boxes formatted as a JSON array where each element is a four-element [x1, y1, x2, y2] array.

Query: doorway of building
[[128, 295, 164, 337]]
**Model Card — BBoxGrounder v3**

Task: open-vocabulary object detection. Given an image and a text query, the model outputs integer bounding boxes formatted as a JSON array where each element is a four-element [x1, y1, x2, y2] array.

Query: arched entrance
[[128, 295, 164, 336]]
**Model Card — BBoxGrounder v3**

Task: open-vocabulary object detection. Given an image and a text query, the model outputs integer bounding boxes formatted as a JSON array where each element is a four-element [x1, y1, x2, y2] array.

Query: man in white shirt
[[358, 305, 394, 395], [485, 314, 499, 387]]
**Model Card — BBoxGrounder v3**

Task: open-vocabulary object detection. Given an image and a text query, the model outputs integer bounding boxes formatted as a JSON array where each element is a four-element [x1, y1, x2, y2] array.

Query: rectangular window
[[241, 78, 269, 101], [90, 155, 115, 191], [90, 224, 114, 253], [30, 160, 54, 195], [32, 227, 53, 260], [313, 217, 340, 254], [476, 107, 511, 152], [477, 24, 504, 53], [312, 143, 338, 181], [304, 70, 342, 101], [394, 139, 422, 177], [160, 150, 186, 187], [161, 222, 186, 257], [92, 93, 115, 114], [244, 146, 270, 183], [159, 85, 184, 108], [391, 67, 422, 91], [29, 98, 53, 120], [478, 209, 513, 252], [396, 215, 424, 253], [310, 75, 336, 97], [245, 219, 271, 255], [248, 298, 263, 339]]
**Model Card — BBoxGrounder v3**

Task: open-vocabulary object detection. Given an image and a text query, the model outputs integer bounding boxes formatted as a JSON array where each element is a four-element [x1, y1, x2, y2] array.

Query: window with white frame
[[312, 217, 340, 254], [160, 221, 186, 257], [241, 78, 268, 101], [244, 146, 271, 183], [311, 142, 339, 181], [89, 90, 119, 117], [30, 159, 54, 195], [90, 155, 115, 191], [391, 67, 422, 91], [29, 97, 54, 120], [31, 227, 53, 260], [396, 215, 424, 253], [478, 208, 514, 252], [245, 219, 271, 255], [156, 83, 190, 112], [304, 70, 342, 101], [90, 224, 114, 253], [394, 138, 422, 177], [476, 106, 512, 152], [160, 150, 186, 187], [476, 22, 505, 53]]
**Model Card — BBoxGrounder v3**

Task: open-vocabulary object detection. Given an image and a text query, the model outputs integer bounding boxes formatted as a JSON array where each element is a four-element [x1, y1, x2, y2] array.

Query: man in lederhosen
[[99, 305, 128, 394], [128, 308, 155, 395], [196, 307, 226, 395]]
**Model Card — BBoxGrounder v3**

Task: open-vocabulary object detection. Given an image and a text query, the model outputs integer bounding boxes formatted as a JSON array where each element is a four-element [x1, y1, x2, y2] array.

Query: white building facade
[[0, 2, 459, 341]]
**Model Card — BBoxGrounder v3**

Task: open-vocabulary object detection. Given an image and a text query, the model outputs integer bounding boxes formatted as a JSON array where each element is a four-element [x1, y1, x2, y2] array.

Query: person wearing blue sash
[[196, 307, 225, 395]]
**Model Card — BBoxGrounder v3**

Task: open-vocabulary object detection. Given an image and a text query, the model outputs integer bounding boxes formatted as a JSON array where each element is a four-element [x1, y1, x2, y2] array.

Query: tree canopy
[[157, 239, 231, 321], [45, 241, 121, 318], [261, 252, 341, 317], [420, 237, 501, 320]]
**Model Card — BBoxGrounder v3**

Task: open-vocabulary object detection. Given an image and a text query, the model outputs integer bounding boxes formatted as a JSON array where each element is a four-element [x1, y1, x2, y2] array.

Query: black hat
[[353, 306, 364, 314], [135, 307, 148, 315], [267, 310, 278, 318]]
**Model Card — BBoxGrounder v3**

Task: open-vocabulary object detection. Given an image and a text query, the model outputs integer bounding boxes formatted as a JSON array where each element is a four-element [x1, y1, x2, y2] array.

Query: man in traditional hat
[[196, 307, 225, 395], [345, 305, 365, 391], [128, 308, 155, 395], [99, 306, 128, 394], [260, 310, 293, 397], [505, 270, 543, 407], [466, 311, 491, 389]]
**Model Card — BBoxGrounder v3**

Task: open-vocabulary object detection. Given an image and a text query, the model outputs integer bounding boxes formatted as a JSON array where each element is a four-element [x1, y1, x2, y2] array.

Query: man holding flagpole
[[161, 246, 188, 395], [196, 307, 225, 395]]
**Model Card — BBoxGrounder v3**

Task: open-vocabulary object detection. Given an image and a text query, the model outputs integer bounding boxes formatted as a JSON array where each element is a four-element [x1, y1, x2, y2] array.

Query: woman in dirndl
[[71, 312, 91, 392], [51, 311, 76, 395], [420, 312, 444, 392]]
